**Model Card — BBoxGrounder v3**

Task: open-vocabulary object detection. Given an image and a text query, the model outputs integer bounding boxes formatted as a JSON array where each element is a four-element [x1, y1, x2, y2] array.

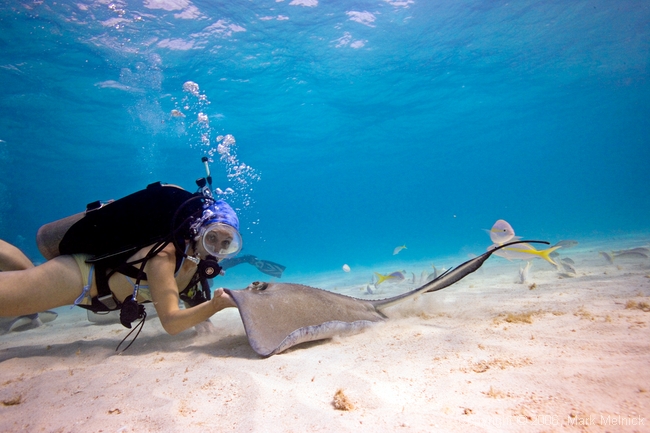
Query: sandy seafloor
[[1, 235, 649, 433]]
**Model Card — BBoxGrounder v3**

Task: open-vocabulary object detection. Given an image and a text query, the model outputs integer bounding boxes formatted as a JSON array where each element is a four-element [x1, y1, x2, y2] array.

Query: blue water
[[1, 0, 648, 284]]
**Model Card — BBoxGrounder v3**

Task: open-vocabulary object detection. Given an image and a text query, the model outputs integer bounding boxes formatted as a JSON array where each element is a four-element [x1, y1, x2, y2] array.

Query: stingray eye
[[250, 281, 268, 291]]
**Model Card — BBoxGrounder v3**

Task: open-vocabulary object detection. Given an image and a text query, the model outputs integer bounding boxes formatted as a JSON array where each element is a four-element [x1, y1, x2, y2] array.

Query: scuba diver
[[0, 158, 253, 348]]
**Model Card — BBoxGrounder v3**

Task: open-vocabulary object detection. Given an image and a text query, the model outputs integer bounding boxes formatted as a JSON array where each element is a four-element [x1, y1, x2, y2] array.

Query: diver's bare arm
[[0, 240, 35, 271], [146, 248, 235, 335]]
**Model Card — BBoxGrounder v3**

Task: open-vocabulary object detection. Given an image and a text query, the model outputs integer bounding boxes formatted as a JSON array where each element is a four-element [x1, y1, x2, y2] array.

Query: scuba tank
[[36, 158, 223, 265], [35, 183, 196, 264], [36, 211, 86, 260]]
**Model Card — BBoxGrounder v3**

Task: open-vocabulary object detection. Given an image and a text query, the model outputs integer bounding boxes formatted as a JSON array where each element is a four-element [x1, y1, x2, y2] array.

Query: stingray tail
[[372, 240, 550, 312]]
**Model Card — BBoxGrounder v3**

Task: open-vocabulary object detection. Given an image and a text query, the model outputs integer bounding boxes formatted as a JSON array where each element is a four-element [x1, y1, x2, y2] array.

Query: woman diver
[[0, 160, 240, 345]]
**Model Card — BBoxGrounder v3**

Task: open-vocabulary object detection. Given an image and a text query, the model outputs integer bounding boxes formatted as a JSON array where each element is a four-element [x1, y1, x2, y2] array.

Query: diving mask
[[197, 222, 242, 259]]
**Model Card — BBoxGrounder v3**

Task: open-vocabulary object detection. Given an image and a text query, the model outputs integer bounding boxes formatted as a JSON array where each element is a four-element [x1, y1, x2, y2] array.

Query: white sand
[[1, 237, 649, 432]]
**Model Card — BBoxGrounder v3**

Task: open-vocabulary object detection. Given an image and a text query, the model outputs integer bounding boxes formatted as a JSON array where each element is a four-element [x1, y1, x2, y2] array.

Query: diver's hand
[[211, 287, 237, 310]]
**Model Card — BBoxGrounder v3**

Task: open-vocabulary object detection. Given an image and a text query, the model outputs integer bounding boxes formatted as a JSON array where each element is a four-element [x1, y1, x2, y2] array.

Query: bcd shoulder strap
[[59, 182, 195, 262]]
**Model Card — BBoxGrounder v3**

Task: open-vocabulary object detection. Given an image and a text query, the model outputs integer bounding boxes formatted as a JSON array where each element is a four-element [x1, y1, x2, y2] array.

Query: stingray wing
[[226, 282, 385, 356]]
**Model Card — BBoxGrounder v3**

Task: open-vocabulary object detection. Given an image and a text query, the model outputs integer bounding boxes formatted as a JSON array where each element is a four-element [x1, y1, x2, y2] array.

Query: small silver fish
[[612, 251, 649, 260], [599, 251, 614, 264], [561, 257, 575, 265], [485, 219, 518, 245], [561, 261, 577, 275], [425, 265, 439, 283], [553, 240, 579, 249], [518, 261, 532, 284], [612, 247, 650, 257]]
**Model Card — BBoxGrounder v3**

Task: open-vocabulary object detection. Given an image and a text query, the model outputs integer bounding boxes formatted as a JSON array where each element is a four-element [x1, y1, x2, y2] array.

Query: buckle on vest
[[98, 294, 118, 310]]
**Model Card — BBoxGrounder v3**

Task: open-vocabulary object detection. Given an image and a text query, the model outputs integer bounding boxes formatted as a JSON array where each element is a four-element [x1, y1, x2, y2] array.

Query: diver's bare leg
[[0, 255, 84, 316], [0, 239, 35, 271]]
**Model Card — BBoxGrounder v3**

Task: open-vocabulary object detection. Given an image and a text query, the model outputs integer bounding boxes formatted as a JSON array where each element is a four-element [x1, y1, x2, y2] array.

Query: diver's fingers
[[211, 288, 236, 309]]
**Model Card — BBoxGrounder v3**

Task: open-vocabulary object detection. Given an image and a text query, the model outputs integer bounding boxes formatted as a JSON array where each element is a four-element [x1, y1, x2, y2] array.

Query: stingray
[[226, 240, 547, 356]]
